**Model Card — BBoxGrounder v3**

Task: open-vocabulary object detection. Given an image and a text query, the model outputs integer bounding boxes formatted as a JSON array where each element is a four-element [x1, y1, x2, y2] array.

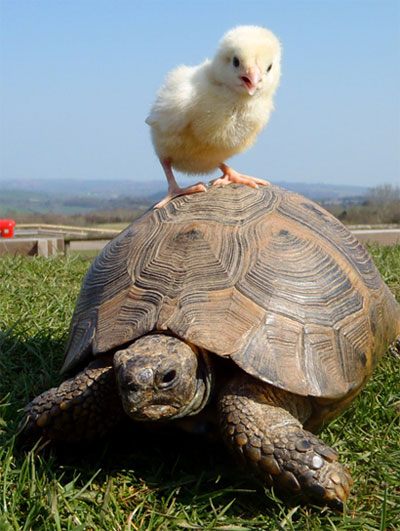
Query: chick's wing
[[146, 64, 202, 133]]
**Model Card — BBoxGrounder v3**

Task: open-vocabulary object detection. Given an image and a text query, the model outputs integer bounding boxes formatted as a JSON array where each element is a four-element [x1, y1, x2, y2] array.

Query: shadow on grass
[[17, 421, 295, 519], [0, 329, 66, 441]]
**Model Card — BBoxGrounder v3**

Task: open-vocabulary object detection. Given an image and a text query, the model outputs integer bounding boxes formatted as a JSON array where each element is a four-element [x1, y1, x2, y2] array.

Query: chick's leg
[[154, 158, 207, 209], [211, 163, 269, 189]]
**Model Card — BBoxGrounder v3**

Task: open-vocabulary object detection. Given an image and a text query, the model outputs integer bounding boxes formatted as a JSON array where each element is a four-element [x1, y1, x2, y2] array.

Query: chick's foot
[[211, 163, 270, 189], [154, 182, 207, 209], [154, 157, 207, 209]]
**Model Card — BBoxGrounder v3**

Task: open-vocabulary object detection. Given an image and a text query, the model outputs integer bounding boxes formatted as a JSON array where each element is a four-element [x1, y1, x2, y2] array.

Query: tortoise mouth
[[127, 404, 179, 421]]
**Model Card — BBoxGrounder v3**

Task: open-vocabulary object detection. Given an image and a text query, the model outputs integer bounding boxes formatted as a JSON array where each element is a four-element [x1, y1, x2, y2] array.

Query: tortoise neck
[[175, 346, 214, 419]]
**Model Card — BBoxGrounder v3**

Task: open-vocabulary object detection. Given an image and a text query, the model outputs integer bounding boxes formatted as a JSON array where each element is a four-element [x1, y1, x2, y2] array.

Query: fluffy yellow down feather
[[146, 25, 281, 208]]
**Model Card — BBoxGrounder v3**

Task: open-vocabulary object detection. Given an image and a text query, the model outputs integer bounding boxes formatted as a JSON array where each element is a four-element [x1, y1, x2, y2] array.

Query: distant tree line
[[325, 184, 400, 225], [5, 206, 149, 227]]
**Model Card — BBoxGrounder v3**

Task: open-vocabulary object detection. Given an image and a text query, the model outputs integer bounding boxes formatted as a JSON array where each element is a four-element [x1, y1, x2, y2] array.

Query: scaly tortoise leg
[[218, 375, 353, 511], [18, 356, 124, 446]]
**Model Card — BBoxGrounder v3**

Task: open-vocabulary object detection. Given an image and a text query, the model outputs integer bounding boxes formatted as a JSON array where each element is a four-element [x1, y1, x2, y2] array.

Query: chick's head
[[212, 25, 281, 98]]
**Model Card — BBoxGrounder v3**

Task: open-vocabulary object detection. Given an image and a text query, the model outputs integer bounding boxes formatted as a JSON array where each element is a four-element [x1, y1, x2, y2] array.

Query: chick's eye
[[267, 63, 273, 73], [233, 56, 240, 68]]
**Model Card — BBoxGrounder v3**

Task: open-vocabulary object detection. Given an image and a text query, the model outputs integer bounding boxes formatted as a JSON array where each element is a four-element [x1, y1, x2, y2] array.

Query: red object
[[0, 219, 16, 238]]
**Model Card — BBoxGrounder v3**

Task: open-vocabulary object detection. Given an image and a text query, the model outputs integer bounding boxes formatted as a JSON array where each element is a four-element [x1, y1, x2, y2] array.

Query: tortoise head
[[113, 334, 213, 421]]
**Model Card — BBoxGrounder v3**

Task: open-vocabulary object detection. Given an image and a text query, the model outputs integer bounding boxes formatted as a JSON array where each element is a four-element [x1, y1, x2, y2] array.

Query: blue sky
[[1, 0, 399, 189]]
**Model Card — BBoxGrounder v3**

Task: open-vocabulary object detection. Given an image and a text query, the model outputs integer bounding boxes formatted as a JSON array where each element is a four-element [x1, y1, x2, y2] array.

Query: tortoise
[[19, 183, 400, 510]]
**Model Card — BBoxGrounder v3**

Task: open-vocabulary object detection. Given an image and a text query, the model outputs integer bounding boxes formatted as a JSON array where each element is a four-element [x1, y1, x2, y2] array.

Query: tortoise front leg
[[218, 375, 353, 511], [19, 356, 124, 446]]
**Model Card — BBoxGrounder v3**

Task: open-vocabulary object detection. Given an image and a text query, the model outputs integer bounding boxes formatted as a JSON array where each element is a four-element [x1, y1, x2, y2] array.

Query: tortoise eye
[[162, 370, 176, 383], [158, 369, 177, 388], [233, 56, 240, 68]]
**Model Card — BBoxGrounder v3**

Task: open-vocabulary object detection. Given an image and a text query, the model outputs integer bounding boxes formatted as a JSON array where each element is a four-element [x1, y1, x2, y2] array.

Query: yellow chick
[[146, 25, 282, 208]]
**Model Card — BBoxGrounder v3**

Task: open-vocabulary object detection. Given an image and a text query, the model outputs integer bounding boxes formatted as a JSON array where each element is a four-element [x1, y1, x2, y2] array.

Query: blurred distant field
[[1, 182, 399, 229], [0, 190, 89, 216]]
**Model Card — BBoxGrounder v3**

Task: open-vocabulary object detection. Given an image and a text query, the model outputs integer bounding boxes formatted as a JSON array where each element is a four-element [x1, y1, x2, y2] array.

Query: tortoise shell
[[63, 184, 400, 399]]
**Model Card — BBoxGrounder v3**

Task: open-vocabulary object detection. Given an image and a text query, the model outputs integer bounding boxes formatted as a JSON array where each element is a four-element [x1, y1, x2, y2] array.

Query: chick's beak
[[240, 65, 262, 96]]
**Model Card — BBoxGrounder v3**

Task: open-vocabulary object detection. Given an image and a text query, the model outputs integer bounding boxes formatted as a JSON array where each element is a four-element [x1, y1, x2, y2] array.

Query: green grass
[[0, 246, 399, 530]]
